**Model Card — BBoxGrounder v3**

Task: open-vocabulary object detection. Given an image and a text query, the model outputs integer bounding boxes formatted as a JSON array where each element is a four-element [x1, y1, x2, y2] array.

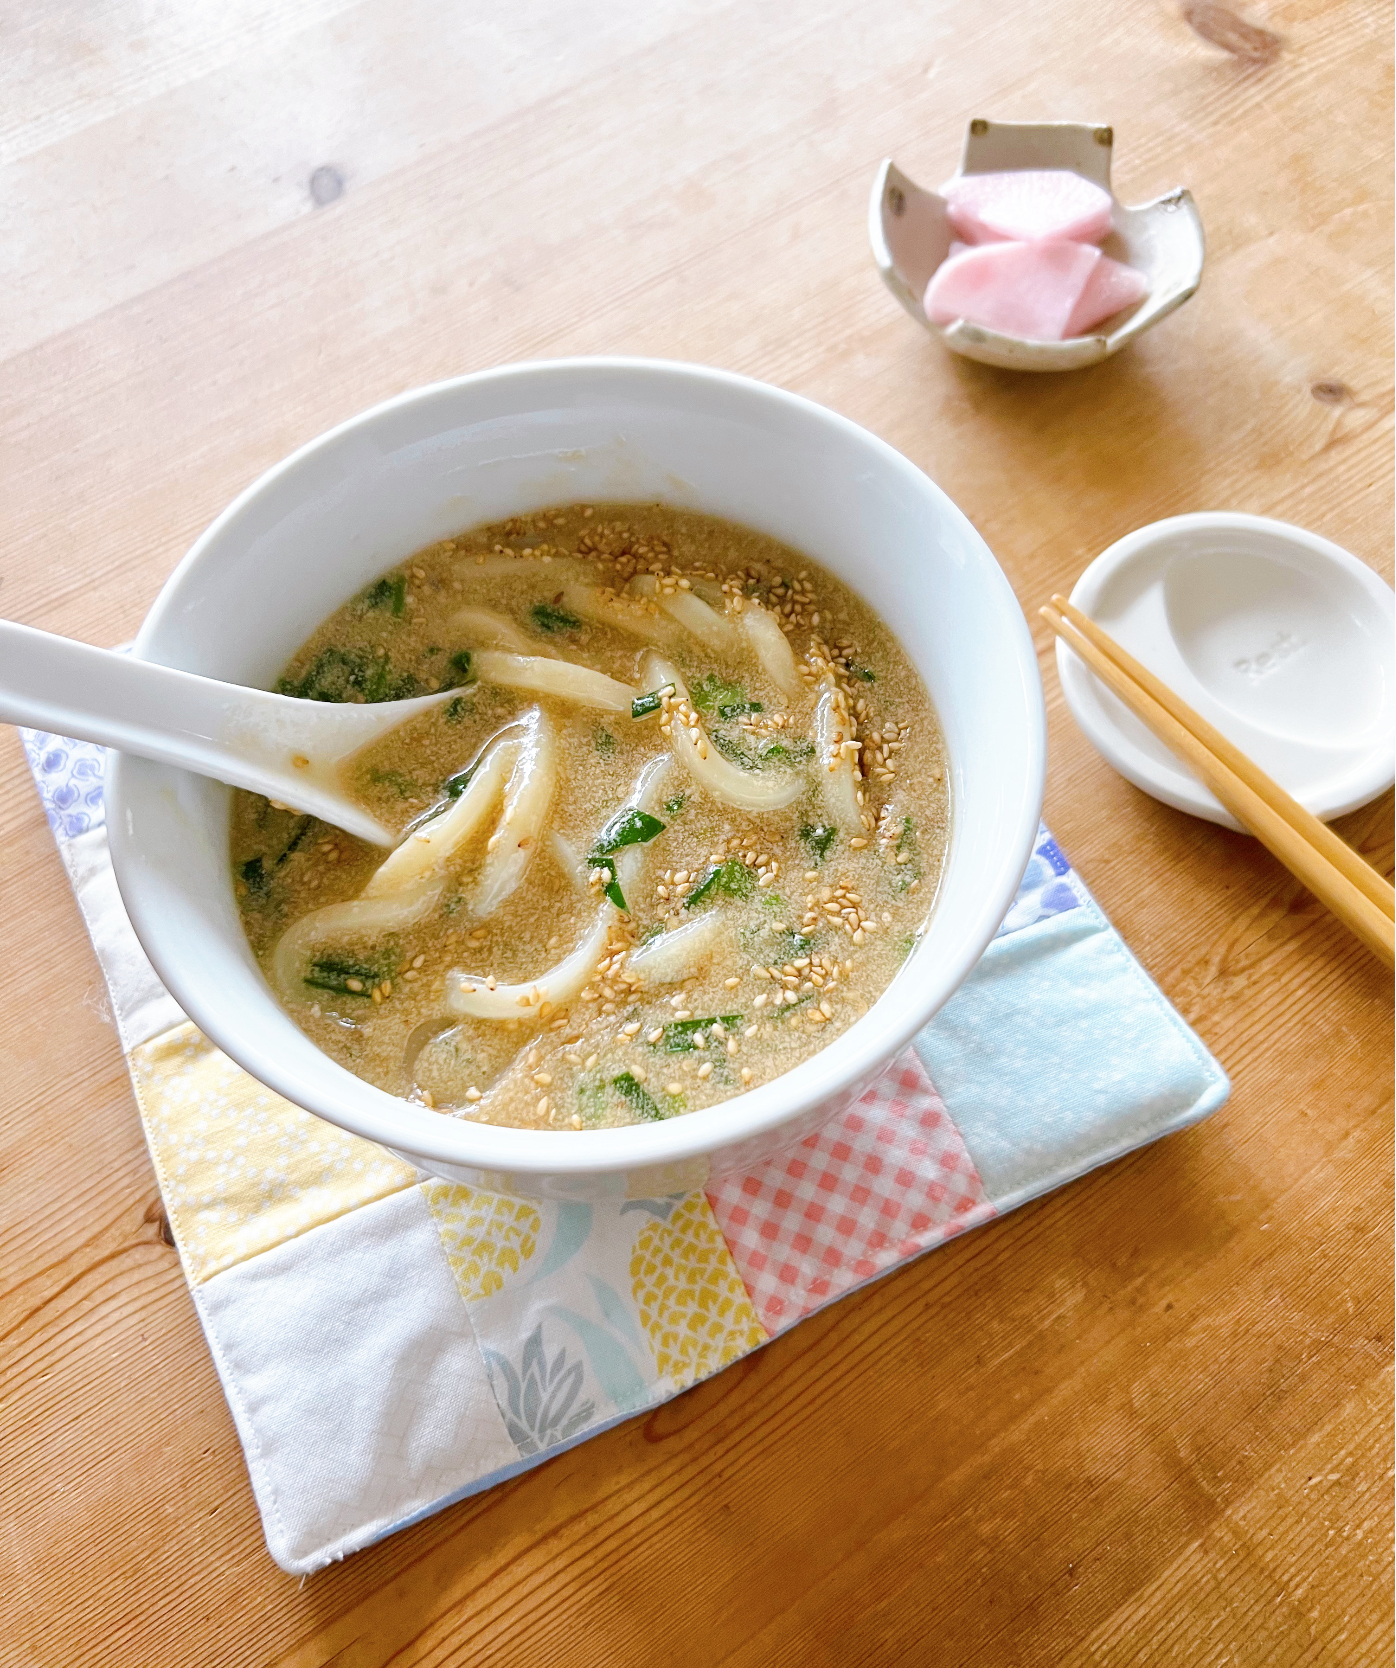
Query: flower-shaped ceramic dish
[[869, 118, 1205, 372]]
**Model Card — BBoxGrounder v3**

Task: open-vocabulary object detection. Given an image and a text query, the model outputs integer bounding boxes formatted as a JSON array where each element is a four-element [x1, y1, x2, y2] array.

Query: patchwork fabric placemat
[[23, 727, 1229, 1574]]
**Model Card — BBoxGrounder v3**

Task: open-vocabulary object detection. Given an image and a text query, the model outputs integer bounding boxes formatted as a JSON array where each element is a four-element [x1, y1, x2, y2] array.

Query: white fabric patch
[[195, 1186, 515, 1573]]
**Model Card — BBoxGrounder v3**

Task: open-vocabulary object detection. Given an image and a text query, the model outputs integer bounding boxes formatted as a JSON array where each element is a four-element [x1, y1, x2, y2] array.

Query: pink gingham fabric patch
[[705, 1050, 994, 1332]]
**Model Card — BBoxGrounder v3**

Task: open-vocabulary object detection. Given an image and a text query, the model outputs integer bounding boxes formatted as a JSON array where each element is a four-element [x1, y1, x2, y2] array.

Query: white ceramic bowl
[[1059, 513, 1395, 829], [106, 359, 1045, 1199]]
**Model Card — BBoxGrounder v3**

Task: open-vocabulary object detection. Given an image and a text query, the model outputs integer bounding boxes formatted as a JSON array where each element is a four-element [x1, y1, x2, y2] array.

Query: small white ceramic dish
[[869, 118, 1205, 372], [105, 359, 1046, 1200], [1059, 513, 1396, 830]]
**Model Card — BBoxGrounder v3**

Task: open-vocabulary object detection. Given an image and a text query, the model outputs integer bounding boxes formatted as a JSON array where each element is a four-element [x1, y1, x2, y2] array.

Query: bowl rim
[[1058, 510, 1396, 829], [107, 355, 1046, 1176]]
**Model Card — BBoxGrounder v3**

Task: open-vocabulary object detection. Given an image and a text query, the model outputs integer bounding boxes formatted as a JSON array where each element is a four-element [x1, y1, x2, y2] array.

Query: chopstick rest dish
[[1056, 513, 1395, 829], [1043, 596, 1394, 969]]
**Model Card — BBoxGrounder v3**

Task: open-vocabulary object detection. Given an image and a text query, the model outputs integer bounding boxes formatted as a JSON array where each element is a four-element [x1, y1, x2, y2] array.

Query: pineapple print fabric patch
[[423, 1183, 542, 1301], [627, 1195, 767, 1385], [426, 1183, 772, 1455]]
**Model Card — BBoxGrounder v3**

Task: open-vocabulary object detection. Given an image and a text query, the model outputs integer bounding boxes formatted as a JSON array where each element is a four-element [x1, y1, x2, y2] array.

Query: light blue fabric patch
[[917, 891, 1229, 1209], [20, 728, 109, 839], [995, 826, 1081, 937]]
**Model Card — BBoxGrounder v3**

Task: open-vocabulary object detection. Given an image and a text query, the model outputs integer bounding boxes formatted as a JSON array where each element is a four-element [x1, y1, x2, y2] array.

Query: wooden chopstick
[[1041, 599, 1396, 970], [1050, 593, 1395, 922]]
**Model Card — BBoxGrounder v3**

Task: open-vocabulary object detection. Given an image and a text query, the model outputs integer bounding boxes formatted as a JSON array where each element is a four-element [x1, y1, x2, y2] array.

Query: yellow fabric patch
[[423, 1182, 541, 1301], [630, 1194, 767, 1388], [129, 1023, 418, 1284]]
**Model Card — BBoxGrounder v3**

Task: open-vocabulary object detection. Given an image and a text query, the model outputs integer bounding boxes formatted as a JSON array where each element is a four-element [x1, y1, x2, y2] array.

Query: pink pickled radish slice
[[924, 240, 1102, 340], [1065, 252, 1148, 334], [943, 169, 1114, 245]]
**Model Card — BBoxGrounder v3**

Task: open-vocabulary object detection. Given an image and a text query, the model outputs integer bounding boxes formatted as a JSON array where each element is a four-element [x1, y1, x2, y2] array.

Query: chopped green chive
[[304, 955, 391, 997], [893, 815, 922, 891], [277, 646, 419, 704], [586, 807, 667, 914], [587, 854, 628, 912], [801, 823, 837, 863], [442, 759, 481, 799], [631, 685, 674, 720], [758, 737, 813, 764], [592, 808, 666, 857], [652, 1015, 744, 1052], [366, 767, 420, 799], [531, 601, 581, 634], [611, 1072, 664, 1120], [684, 857, 756, 908], [358, 574, 406, 617], [690, 673, 747, 716]]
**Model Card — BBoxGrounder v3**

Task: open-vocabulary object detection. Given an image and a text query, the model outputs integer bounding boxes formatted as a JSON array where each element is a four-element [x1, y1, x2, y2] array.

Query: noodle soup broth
[[232, 503, 949, 1131]]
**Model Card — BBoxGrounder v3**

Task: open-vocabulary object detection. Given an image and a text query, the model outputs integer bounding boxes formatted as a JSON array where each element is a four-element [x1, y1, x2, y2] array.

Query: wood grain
[[1, 1, 1390, 1664]]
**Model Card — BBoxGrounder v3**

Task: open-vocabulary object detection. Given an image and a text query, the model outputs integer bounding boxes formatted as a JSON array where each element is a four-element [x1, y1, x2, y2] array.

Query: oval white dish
[[1058, 512, 1395, 830], [869, 118, 1205, 372], [105, 359, 1046, 1200]]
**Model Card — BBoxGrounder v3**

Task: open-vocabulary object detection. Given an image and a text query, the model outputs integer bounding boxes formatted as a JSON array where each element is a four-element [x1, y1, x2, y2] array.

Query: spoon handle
[[1, 619, 243, 753], [0, 620, 398, 845]]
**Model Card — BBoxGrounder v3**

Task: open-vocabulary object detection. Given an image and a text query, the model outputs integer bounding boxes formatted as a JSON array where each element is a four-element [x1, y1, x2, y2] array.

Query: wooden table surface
[[2, 2, 1391, 1662]]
